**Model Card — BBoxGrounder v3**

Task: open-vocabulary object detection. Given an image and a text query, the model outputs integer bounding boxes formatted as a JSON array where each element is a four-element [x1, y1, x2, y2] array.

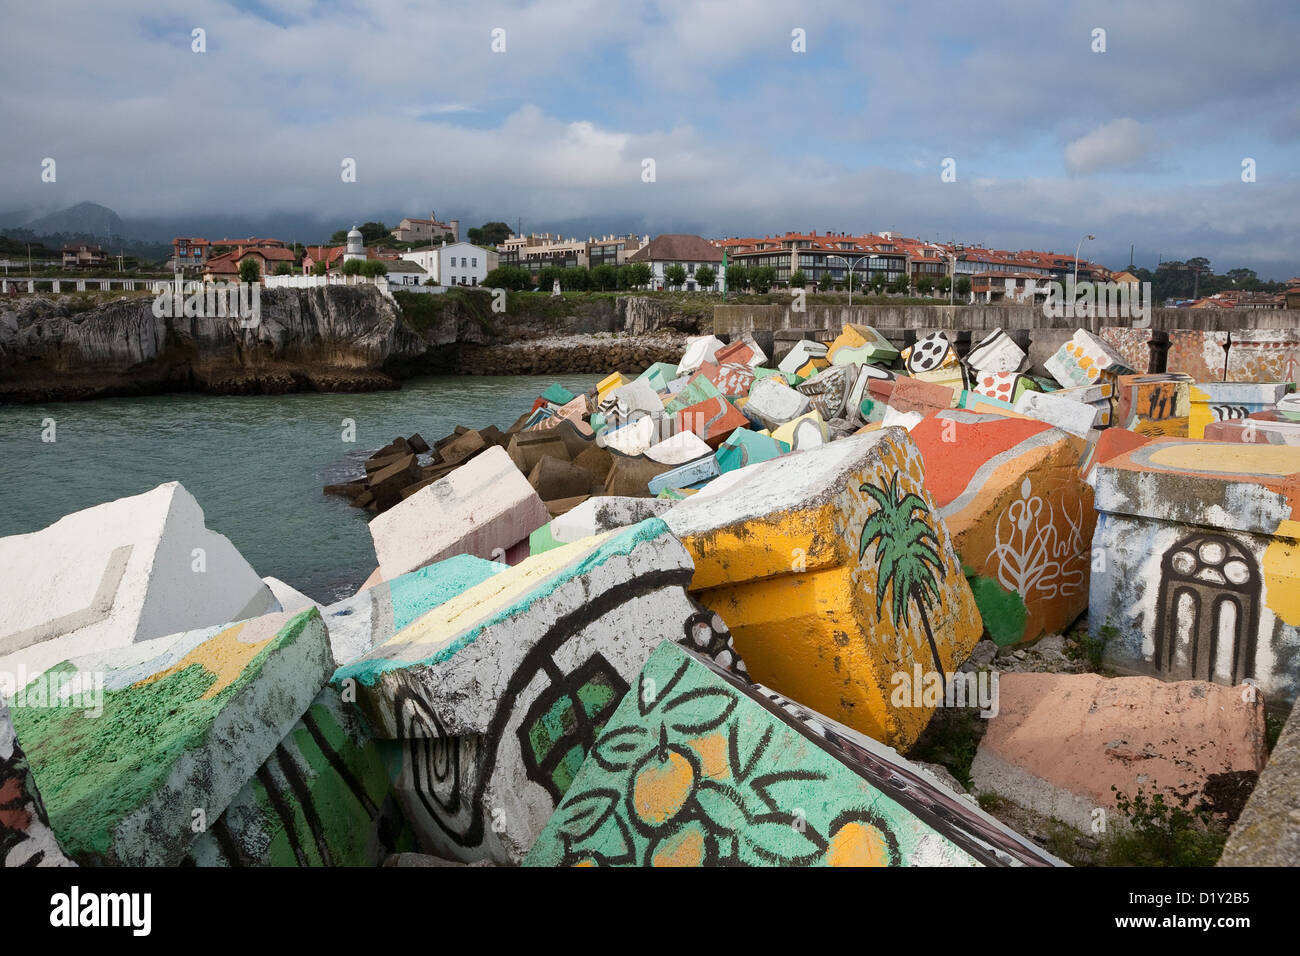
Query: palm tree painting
[[859, 473, 947, 683]]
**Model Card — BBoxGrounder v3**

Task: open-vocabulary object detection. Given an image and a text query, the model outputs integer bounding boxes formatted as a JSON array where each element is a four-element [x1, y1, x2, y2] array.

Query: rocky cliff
[[0, 286, 425, 402], [0, 287, 706, 402]]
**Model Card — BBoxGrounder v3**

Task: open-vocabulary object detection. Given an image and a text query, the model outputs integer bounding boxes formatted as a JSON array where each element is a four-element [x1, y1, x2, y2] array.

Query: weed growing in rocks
[[906, 705, 987, 790], [1105, 786, 1228, 867]]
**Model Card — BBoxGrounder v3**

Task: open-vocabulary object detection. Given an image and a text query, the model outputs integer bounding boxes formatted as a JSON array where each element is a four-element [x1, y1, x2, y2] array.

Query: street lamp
[[947, 243, 965, 306], [826, 254, 871, 306], [1073, 234, 1095, 289]]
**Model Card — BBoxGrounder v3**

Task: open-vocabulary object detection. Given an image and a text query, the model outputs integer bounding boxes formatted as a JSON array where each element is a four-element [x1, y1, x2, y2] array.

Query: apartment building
[[401, 240, 498, 286], [391, 211, 459, 244]]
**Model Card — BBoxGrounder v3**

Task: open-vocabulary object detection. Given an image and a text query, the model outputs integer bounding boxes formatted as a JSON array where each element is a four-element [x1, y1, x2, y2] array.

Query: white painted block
[[778, 340, 829, 375], [677, 335, 724, 376], [0, 482, 275, 681], [369, 446, 549, 581]]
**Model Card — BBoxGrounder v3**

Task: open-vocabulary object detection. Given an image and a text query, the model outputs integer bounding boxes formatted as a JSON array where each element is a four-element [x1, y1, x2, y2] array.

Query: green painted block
[[524, 642, 1061, 867], [714, 428, 787, 474], [637, 363, 678, 390], [187, 689, 414, 866], [12, 608, 334, 866], [541, 383, 576, 405], [663, 372, 721, 416], [530, 521, 565, 556]]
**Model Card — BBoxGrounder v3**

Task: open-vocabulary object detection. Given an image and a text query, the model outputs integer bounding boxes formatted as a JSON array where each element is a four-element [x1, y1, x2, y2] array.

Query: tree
[[789, 269, 807, 288], [466, 221, 513, 247], [238, 257, 261, 284], [859, 473, 947, 682], [937, 275, 952, 296], [561, 266, 592, 291], [625, 262, 652, 289], [484, 265, 531, 291], [537, 265, 564, 290], [274, 262, 293, 275], [725, 264, 749, 291], [592, 264, 619, 290], [955, 276, 971, 298], [888, 273, 910, 295], [311, 260, 328, 276], [694, 265, 716, 289], [870, 273, 887, 294], [664, 264, 687, 288], [917, 275, 934, 295], [360, 260, 388, 277], [341, 258, 363, 276], [749, 266, 776, 293]]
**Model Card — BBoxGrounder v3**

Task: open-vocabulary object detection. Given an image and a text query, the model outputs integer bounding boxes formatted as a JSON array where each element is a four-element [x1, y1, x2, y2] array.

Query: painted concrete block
[[910, 411, 1092, 646], [971, 673, 1266, 832], [714, 428, 788, 474], [1013, 389, 1102, 438], [971, 370, 1040, 405], [965, 328, 1026, 374], [647, 456, 722, 496], [846, 364, 895, 425], [827, 324, 899, 366], [771, 410, 830, 451], [1098, 326, 1161, 374], [10, 608, 334, 866], [263, 576, 316, 614], [187, 688, 413, 866], [599, 416, 659, 457], [596, 372, 629, 404], [1090, 439, 1300, 708], [911, 365, 966, 391], [321, 554, 507, 668], [332, 519, 746, 864], [708, 361, 756, 398], [902, 331, 958, 374], [637, 362, 679, 386], [530, 394, 589, 431], [530, 522, 564, 557], [1044, 329, 1134, 389], [1114, 373, 1192, 437], [664, 429, 983, 749], [1168, 329, 1228, 381], [678, 336, 724, 376], [0, 481, 276, 682], [645, 429, 713, 465], [663, 371, 722, 416], [796, 357, 830, 380], [1205, 418, 1300, 445], [888, 376, 960, 416], [778, 340, 829, 375], [740, 332, 769, 366], [541, 383, 576, 406], [369, 446, 549, 582], [677, 395, 749, 448], [0, 695, 73, 867], [550, 497, 674, 544], [1226, 329, 1300, 383], [1189, 381, 1289, 438], [797, 365, 853, 420], [525, 642, 1058, 867]]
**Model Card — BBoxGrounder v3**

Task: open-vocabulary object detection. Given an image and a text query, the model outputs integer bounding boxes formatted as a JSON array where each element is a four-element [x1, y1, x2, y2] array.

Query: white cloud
[[1065, 118, 1154, 175]]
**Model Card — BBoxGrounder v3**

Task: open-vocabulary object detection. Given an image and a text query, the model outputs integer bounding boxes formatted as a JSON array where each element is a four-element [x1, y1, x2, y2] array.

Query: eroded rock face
[[0, 286, 425, 401]]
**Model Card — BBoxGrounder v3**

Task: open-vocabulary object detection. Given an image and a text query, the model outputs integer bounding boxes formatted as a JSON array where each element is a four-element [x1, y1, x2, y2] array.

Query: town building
[[497, 232, 647, 277], [61, 243, 106, 269], [391, 211, 459, 244], [384, 259, 428, 287], [200, 238, 295, 280], [626, 234, 723, 291], [167, 237, 211, 272], [401, 241, 498, 286]]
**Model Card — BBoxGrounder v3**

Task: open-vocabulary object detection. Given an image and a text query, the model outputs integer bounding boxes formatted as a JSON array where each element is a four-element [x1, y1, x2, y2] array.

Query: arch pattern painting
[[1153, 533, 1260, 685]]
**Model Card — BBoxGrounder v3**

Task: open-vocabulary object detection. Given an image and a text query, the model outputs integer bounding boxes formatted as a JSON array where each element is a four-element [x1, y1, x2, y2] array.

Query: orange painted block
[[676, 396, 749, 448]]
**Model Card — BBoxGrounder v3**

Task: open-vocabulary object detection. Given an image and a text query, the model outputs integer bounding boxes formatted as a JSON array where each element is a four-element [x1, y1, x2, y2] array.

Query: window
[[472, 257, 477, 267]]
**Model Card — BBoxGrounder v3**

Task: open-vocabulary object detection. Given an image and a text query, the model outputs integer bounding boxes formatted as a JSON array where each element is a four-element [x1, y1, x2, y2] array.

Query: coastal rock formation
[[0, 286, 425, 402]]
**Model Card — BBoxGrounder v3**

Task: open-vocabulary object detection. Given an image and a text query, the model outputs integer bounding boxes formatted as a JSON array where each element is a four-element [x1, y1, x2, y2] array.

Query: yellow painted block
[[771, 409, 829, 449], [1188, 385, 1214, 439], [663, 429, 983, 749], [596, 372, 630, 403], [911, 366, 965, 389], [797, 358, 830, 379]]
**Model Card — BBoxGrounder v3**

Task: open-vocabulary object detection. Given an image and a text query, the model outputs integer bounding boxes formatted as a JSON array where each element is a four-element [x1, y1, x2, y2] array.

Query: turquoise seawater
[[0, 375, 599, 603]]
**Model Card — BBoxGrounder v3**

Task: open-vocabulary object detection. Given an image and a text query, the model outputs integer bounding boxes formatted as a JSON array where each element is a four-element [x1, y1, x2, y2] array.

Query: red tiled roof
[[627, 234, 723, 263]]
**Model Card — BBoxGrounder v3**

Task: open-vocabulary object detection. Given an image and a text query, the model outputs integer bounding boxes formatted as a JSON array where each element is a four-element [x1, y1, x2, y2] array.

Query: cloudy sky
[[3, 0, 1298, 277]]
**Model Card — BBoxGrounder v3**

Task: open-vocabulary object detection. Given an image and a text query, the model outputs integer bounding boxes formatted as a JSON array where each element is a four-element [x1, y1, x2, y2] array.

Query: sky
[[2, 0, 1298, 278]]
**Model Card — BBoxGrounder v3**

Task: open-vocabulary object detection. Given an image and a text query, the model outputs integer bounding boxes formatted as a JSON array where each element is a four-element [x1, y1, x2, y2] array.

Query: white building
[[625, 234, 724, 291], [401, 241, 498, 287]]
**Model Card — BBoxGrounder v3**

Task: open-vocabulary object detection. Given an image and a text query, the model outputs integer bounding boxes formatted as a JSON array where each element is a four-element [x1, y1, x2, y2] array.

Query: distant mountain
[[16, 201, 126, 239]]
